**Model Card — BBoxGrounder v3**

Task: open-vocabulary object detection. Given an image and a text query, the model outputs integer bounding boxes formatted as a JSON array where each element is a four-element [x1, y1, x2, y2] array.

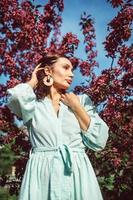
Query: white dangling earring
[[43, 75, 53, 86]]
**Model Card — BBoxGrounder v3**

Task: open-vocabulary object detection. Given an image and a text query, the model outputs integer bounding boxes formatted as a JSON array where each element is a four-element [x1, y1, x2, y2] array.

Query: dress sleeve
[[80, 93, 109, 151], [6, 83, 36, 125]]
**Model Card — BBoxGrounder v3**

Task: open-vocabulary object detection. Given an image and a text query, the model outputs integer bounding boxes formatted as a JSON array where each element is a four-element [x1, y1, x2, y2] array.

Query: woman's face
[[50, 57, 74, 90]]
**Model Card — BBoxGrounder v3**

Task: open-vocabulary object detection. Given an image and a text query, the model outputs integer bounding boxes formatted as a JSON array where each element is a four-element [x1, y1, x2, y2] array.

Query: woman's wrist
[[26, 79, 37, 89]]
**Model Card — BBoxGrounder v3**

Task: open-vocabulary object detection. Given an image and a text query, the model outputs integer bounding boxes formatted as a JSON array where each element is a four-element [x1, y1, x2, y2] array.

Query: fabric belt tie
[[30, 144, 85, 174], [29, 144, 85, 200]]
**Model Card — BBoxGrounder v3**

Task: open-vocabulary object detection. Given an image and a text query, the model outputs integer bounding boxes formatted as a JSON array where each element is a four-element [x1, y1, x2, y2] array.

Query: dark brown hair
[[35, 53, 68, 100]]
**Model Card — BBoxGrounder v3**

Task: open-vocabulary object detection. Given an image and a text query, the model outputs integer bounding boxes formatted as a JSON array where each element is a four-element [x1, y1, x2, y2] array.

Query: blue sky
[[54, 0, 119, 91], [0, 0, 121, 91]]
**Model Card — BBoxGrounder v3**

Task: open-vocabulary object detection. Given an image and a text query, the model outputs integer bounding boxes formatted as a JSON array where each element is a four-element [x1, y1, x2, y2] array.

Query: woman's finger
[[35, 63, 42, 69], [34, 63, 42, 72], [36, 67, 44, 72], [61, 94, 65, 97], [34, 67, 44, 74]]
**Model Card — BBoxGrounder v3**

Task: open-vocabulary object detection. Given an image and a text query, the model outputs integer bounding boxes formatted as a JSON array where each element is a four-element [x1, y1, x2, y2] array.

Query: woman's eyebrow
[[64, 64, 73, 69]]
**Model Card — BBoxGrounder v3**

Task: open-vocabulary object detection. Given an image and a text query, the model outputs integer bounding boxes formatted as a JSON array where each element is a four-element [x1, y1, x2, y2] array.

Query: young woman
[[7, 54, 109, 200]]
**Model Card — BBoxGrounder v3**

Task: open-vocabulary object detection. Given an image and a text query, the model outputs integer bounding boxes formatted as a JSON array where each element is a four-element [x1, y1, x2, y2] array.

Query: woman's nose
[[70, 71, 74, 78]]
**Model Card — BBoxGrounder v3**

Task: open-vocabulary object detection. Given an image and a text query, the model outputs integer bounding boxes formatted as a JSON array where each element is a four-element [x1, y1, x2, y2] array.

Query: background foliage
[[0, 0, 132, 199]]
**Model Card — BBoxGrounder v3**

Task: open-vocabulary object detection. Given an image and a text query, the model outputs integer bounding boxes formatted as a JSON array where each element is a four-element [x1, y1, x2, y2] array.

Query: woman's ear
[[44, 66, 53, 76]]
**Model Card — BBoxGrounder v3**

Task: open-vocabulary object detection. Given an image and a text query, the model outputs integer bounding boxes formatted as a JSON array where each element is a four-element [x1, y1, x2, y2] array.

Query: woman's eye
[[64, 66, 68, 69], [63, 65, 74, 72]]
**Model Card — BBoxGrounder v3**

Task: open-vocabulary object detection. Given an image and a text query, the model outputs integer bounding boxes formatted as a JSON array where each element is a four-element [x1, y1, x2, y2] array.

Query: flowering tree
[[0, 0, 132, 199], [75, 1, 133, 199]]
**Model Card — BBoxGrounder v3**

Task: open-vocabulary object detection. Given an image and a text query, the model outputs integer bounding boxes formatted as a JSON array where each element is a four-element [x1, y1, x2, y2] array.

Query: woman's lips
[[65, 79, 72, 84]]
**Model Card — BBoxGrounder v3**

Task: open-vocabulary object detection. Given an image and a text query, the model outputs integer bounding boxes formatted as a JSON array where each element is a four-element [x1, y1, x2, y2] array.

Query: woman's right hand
[[27, 63, 44, 89]]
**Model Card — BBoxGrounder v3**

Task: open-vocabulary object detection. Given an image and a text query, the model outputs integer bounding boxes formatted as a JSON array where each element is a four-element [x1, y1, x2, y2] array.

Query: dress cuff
[[80, 117, 96, 135]]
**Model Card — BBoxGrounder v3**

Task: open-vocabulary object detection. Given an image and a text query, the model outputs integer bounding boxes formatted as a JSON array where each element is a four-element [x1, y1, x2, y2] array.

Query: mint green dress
[[7, 83, 109, 200]]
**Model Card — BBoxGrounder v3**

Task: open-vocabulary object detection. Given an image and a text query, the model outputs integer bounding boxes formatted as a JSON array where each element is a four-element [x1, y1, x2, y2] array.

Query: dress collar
[[43, 96, 66, 120]]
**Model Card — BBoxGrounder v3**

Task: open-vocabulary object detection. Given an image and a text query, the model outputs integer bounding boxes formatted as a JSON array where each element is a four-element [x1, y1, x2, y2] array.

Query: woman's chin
[[62, 84, 70, 90], [54, 83, 70, 90], [63, 83, 70, 89]]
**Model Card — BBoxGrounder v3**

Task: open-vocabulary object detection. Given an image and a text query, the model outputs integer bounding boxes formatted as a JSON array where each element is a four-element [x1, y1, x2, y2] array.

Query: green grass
[[0, 187, 17, 200]]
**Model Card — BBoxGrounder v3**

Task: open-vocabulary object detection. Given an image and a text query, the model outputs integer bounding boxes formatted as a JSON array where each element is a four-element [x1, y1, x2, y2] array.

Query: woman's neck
[[46, 87, 65, 101]]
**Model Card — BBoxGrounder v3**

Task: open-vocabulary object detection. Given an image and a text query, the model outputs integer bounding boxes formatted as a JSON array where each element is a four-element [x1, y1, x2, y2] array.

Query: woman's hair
[[35, 53, 68, 100]]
